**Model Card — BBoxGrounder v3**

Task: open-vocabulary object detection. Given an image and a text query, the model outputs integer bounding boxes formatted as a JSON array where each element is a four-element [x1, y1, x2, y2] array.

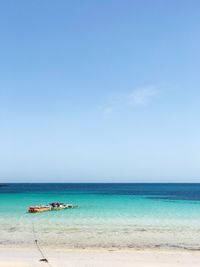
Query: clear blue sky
[[0, 0, 200, 182]]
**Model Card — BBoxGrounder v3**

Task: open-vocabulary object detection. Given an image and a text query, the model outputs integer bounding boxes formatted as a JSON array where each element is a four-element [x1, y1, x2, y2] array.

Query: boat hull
[[29, 207, 51, 213]]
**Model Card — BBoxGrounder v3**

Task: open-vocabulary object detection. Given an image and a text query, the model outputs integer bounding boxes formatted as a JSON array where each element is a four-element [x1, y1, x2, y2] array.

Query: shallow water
[[0, 183, 200, 250]]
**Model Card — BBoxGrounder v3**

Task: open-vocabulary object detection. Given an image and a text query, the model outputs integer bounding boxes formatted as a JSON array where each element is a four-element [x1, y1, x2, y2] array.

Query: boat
[[28, 202, 78, 213]]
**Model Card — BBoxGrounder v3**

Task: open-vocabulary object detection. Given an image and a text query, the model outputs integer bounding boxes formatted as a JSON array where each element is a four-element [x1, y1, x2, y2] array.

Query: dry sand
[[0, 248, 200, 267]]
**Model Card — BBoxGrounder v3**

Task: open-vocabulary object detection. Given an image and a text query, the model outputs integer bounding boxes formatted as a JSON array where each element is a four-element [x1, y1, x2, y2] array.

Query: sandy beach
[[1, 248, 200, 267]]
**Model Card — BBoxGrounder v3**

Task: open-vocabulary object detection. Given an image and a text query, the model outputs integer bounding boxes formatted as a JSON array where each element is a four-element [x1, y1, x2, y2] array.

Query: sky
[[0, 0, 200, 182]]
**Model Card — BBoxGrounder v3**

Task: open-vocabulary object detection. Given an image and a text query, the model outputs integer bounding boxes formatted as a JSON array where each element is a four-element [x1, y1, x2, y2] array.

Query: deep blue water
[[1, 183, 200, 201]]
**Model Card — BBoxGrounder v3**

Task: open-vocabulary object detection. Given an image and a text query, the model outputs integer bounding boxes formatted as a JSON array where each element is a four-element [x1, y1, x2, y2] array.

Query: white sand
[[0, 248, 200, 267]]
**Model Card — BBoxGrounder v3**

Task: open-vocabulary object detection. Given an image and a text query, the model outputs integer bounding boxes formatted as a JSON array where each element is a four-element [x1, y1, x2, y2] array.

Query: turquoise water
[[0, 183, 200, 250]]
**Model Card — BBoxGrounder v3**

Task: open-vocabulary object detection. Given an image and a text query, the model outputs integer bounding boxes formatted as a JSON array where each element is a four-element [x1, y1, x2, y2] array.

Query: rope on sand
[[32, 221, 53, 267]]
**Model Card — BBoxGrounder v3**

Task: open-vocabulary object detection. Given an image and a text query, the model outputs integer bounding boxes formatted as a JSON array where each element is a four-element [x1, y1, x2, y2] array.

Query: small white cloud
[[98, 86, 160, 116], [127, 87, 159, 106]]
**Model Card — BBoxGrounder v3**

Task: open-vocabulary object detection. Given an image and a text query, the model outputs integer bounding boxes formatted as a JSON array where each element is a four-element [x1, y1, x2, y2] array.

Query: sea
[[0, 183, 200, 250]]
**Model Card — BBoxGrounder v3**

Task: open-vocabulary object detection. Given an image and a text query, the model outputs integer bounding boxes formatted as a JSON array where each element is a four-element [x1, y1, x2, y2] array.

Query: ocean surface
[[0, 183, 200, 250]]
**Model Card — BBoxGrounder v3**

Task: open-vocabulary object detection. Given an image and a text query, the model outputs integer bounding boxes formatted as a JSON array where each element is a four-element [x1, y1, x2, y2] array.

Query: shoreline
[[1, 243, 200, 252], [1, 247, 200, 267]]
